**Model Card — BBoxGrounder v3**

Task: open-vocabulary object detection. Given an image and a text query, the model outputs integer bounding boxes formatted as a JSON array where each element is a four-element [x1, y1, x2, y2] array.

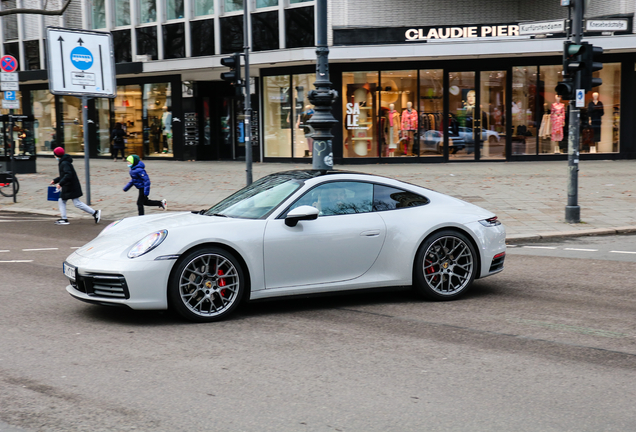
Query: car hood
[[72, 212, 235, 260]]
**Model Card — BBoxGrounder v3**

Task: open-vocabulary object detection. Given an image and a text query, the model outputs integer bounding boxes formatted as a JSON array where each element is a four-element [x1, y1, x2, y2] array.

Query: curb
[[506, 226, 636, 243]]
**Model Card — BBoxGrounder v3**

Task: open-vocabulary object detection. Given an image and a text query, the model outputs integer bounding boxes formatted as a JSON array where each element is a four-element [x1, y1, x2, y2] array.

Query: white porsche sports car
[[63, 170, 506, 322]]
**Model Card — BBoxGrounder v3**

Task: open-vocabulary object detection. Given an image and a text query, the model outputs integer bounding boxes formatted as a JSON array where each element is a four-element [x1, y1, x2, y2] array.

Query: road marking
[[0, 219, 57, 222], [70, 247, 80, 249], [523, 246, 557, 250], [22, 248, 59, 251], [609, 250, 636, 255], [0, 250, 9, 253], [564, 248, 598, 252], [0, 260, 33, 263]]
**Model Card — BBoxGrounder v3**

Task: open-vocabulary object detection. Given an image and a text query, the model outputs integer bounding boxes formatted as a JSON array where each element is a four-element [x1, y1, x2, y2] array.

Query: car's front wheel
[[413, 230, 478, 300], [168, 247, 245, 322]]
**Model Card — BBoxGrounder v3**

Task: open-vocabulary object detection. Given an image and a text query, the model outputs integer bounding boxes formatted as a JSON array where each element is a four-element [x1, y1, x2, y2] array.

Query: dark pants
[[113, 147, 125, 159], [137, 188, 163, 215]]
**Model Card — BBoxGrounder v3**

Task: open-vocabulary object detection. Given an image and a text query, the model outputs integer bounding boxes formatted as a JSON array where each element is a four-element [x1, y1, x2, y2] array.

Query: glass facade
[[263, 75, 292, 157], [252, 11, 279, 51], [225, 0, 243, 13], [256, 0, 277, 7], [342, 72, 378, 158], [140, 0, 157, 23], [116, 0, 131, 26], [480, 70, 506, 160], [31, 90, 56, 154], [92, 0, 107, 29], [195, 0, 214, 16], [166, 0, 184, 20], [511, 66, 538, 156], [418, 69, 443, 157]]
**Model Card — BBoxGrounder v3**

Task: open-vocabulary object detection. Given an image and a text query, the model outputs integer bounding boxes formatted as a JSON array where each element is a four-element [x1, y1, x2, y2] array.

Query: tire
[[0, 174, 19, 197], [413, 230, 478, 300], [168, 247, 245, 323]]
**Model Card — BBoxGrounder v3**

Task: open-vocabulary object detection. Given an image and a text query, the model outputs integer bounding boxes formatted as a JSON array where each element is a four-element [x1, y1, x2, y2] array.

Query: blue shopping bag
[[47, 185, 60, 201]]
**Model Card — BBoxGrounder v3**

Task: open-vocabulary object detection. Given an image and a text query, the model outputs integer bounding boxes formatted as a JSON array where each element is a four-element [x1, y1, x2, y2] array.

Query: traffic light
[[555, 41, 585, 100], [221, 53, 242, 86], [580, 43, 603, 91]]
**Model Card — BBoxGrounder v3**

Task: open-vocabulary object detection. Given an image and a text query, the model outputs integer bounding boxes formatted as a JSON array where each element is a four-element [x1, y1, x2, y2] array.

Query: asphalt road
[[1, 211, 635, 432]]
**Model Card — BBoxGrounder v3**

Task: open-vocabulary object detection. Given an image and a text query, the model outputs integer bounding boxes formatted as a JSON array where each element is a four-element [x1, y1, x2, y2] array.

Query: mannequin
[[587, 92, 604, 144], [161, 106, 172, 153], [388, 103, 400, 157], [400, 101, 418, 156], [550, 95, 565, 150]]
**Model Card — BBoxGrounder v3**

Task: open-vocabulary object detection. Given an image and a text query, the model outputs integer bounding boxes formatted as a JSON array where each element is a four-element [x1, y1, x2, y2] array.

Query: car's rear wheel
[[168, 247, 245, 322], [413, 230, 478, 300]]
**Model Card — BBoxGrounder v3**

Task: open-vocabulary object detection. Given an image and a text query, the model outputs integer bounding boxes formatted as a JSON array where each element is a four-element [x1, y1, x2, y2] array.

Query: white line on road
[[523, 246, 557, 250], [564, 248, 598, 252], [0, 250, 9, 253], [0, 260, 33, 263], [609, 250, 636, 255], [70, 247, 80, 249], [22, 248, 59, 252]]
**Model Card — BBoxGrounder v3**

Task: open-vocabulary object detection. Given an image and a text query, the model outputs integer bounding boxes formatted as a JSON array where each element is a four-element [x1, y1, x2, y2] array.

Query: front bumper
[[64, 253, 175, 310]]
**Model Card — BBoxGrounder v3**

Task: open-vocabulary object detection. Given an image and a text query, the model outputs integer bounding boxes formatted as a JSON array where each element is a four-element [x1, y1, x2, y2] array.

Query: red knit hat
[[53, 147, 65, 157]]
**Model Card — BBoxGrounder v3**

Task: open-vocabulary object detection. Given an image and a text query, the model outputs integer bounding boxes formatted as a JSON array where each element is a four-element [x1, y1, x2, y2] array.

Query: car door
[[263, 181, 386, 289]]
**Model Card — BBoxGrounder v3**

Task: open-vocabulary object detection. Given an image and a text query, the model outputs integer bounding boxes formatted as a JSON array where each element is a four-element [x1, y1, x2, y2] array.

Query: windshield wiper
[[207, 213, 229, 218]]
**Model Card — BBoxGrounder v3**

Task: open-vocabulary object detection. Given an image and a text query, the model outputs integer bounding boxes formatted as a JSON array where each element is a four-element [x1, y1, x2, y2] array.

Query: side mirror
[[285, 205, 319, 227]]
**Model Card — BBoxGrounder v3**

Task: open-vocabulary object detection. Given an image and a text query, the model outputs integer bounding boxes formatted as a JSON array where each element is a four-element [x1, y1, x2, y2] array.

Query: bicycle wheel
[[0, 174, 18, 197]]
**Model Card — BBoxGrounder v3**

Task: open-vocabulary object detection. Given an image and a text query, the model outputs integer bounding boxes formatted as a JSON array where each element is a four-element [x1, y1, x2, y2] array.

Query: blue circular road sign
[[0, 55, 18, 73], [70, 46, 93, 70]]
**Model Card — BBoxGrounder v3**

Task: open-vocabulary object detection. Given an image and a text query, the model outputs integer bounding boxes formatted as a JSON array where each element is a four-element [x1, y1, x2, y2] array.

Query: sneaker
[[94, 209, 102, 224], [161, 199, 167, 211], [55, 219, 69, 225]]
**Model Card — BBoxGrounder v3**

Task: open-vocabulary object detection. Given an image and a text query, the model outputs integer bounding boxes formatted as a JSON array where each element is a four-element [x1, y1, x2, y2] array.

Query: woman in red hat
[[50, 147, 101, 225]]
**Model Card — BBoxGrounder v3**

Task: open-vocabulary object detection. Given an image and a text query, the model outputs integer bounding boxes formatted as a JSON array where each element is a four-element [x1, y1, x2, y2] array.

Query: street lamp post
[[307, 0, 338, 171]]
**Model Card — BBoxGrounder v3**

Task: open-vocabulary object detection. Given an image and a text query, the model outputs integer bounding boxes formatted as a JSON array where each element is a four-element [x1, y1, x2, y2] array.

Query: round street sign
[[0, 55, 18, 73]]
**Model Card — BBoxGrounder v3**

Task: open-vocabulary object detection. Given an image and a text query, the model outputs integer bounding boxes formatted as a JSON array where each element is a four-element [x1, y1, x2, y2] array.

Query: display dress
[[587, 100, 604, 142], [400, 108, 418, 155], [550, 102, 565, 142]]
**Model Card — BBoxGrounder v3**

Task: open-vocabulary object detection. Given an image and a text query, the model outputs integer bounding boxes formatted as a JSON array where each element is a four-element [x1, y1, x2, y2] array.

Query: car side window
[[373, 184, 429, 211], [288, 181, 373, 216]]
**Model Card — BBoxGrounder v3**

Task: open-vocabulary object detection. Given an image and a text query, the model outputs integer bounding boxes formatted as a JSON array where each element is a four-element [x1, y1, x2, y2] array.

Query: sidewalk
[[2, 157, 635, 241]]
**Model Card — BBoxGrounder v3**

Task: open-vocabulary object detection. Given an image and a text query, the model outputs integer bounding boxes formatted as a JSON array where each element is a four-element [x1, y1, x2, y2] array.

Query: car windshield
[[205, 174, 304, 219]]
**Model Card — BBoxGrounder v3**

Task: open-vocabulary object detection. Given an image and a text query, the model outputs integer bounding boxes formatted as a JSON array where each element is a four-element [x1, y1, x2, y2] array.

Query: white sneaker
[[161, 199, 167, 211], [55, 219, 69, 225], [94, 209, 101, 224]]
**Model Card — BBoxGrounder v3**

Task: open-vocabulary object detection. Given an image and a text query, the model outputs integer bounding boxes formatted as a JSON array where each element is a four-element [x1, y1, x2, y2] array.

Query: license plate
[[63, 262, 76, 280]]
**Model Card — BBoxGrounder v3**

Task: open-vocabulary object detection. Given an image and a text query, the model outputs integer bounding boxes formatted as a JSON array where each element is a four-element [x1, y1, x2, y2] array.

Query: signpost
[[0, 55, 20, 202], [45, 27, 117, 205]]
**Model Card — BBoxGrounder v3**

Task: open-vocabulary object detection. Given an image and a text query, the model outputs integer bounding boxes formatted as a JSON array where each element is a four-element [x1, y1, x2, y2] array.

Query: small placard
[[575, 89, 585, 107]]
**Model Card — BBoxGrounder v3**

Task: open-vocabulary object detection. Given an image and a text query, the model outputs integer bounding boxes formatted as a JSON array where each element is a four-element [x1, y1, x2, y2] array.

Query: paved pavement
[[1, 157, 635, 241]]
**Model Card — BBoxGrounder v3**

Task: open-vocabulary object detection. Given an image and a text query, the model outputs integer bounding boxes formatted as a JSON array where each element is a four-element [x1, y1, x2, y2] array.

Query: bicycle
[[0, 164, 19, 198]]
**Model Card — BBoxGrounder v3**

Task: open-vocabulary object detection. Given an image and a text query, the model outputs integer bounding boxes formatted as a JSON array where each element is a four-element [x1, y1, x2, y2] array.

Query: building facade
[[1, 0, 636, 169]]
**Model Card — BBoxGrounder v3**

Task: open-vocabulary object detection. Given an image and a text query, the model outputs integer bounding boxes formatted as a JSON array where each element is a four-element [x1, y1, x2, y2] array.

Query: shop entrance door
[[447, 70, 506, 160]]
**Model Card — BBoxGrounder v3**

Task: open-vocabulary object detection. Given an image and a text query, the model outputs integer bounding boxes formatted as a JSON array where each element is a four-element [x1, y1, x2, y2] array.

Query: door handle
[[360, 230, 380, 237]]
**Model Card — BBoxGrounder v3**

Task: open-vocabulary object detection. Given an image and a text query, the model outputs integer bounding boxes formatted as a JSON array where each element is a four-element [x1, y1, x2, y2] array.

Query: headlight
[[128, 230, 168, 258], [479, 216, 501, 227], [100, 219, 122, 236]]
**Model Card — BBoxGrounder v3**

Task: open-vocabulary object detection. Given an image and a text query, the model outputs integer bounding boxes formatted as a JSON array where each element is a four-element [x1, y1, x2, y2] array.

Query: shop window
[[0, 88, 22, 117], [256, 0, 277, 7], [115, 0, 131, 26], [418, 69, 443, 157], [31, 90, 56, 154], [137, 26, 158, 60], [263, 75, 292, 157], [252, 11, 279, 51], [163, 23, 185, 59], [144, 83, 173, 157], [92, 0, 106, 28], [24, 40, 40, 70], [511, 66, 538, 156], [342, 71, 378, 158], [191, 20, 215, 56], [95, 98, 111, 157], [112, 30, 132, 63], [60, 96, 84, 154], [220, 16, 244, 54], [285, 6, 314, 48], [583, 63, 620, 154], [195, 0, 214, 16], [379, 70, 416, 157], [140, 0, 157, 23], [538, 65, 569, 154], [166, 0, 184, 19], [480, 70, 506, 160], [448, 71, 476, 159], [225, 0, 242, 13], [292, 74, 315, 157]]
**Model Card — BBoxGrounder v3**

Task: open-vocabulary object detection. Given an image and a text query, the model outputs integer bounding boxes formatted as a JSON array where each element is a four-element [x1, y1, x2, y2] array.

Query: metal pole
[[82, 95, 91, 205], [243, 0, 252, 185], [307, 0, 338, 171], [9, 109, 16, 203], [565, 0, 583, 223]]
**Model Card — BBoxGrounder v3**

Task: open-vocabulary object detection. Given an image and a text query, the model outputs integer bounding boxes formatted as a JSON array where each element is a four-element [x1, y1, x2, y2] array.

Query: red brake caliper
[[218, 269, 227, 297]]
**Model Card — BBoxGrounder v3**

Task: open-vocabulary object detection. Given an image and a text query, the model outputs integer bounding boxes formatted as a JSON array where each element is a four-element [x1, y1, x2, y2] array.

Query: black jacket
[[53, 154, 83, 200], [111, 128, 127, 149]]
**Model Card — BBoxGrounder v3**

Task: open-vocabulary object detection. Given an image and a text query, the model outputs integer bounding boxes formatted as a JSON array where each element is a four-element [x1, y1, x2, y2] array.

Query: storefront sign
[[405, 24, 521, 41], [585, 19, 629, 32]]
